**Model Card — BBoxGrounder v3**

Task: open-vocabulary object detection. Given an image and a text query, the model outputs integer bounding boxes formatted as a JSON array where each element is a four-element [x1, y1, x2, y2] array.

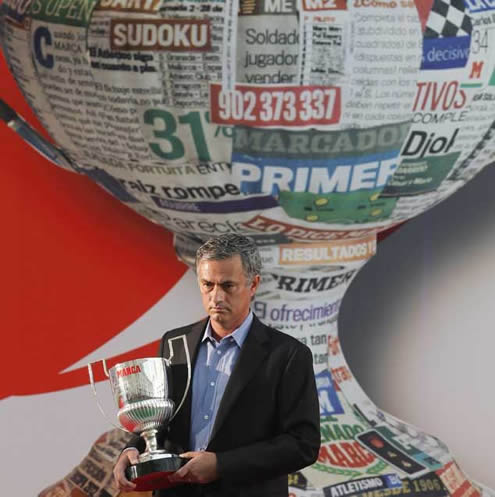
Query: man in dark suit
[[114, 234, 320, 496]]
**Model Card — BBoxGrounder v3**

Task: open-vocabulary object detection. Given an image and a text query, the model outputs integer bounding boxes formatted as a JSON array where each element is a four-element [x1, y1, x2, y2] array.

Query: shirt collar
[[203, 311, 253, 348]]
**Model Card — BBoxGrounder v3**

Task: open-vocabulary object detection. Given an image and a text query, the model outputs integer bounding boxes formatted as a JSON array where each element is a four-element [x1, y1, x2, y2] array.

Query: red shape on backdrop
[[0, 51, 187, 399], [414, 0, 434, 31]]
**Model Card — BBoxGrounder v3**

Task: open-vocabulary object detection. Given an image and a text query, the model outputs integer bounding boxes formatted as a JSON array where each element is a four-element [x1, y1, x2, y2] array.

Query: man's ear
[[250, 274, 261, 295]]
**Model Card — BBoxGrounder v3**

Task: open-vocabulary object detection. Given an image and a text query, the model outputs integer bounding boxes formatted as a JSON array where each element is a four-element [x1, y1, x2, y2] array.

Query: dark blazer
[[128, 314, 320, 497]]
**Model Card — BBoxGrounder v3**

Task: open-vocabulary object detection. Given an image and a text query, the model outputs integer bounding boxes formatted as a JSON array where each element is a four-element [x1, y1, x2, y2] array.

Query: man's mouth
[[211, 306, 228, 312]]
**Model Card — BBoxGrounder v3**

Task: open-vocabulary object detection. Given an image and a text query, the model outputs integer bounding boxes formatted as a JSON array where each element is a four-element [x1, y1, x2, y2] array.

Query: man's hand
[[113, 448, 139, 492], [169, 451, 219, 485]]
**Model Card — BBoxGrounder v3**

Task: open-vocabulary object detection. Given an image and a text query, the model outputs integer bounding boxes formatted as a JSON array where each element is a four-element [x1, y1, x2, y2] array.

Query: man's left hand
[[169, 451, 219, 485]]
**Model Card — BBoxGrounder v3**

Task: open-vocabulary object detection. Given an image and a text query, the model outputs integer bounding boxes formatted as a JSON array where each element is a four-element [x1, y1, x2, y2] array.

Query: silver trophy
[[88, 336, 191, 490]]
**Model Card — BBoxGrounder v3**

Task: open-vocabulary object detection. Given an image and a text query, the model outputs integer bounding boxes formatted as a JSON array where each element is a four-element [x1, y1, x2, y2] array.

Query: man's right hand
[[113, 448, 139, 491]]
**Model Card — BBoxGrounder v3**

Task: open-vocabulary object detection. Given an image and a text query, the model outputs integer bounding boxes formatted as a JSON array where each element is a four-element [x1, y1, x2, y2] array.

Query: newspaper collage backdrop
[[1, 0, 495, 496]]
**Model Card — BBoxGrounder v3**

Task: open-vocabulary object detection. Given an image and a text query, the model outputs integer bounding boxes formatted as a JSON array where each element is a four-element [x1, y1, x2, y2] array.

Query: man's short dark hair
[[196, 234, 262, 282]]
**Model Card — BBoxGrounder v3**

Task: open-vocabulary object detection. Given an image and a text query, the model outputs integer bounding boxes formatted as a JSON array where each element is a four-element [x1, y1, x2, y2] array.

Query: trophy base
[[125, 455, 186, 491]]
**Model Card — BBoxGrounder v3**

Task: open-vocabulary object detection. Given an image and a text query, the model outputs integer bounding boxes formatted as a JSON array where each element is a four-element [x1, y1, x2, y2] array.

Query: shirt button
[[210, 381, 215, 387], [204, 415, 209, 420], [217, 350, 221, 355]]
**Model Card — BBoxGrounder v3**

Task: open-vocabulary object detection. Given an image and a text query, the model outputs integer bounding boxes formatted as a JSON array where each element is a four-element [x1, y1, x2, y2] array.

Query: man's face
[[197, 255, 260, 333]]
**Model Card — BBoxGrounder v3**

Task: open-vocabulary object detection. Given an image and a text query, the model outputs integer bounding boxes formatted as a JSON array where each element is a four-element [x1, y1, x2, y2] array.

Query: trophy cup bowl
[[89, 357, 187, 491]]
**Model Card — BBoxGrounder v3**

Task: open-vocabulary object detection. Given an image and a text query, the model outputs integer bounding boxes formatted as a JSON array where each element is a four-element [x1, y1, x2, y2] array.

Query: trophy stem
[[141, 429, 160, 454]]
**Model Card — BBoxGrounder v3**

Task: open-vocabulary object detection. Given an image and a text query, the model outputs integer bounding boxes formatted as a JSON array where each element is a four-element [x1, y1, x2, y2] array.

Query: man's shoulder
[[254, 316, 311, 355]]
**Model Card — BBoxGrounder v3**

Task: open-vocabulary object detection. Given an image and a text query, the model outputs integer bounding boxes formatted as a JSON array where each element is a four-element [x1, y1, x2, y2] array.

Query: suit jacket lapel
[[167, 319, 206, 450], [208, 315, 270, 444]]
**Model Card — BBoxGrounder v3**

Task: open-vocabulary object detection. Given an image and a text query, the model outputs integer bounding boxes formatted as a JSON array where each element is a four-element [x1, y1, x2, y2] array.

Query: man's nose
[[211, 285, 225, 302]]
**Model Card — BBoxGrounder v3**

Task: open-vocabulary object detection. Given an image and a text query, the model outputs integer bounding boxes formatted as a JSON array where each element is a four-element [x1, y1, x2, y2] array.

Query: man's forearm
[[215, 430, 319, 484], [123, 433, 145, 453]]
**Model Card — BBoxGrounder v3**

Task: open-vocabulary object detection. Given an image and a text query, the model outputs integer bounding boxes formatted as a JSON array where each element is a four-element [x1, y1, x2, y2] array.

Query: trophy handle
[[87, 360, 131, 433], [101, 359, 110, 378], [166, 335, 192, 421]]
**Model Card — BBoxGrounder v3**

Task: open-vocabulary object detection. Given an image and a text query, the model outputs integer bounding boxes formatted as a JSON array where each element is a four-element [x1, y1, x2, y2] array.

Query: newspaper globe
[[3, 0, 495, 496], [2, 0, 493, 239]]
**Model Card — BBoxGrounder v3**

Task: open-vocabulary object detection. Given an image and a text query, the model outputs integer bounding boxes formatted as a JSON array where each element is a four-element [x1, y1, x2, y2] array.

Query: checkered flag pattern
[[424, 0, 473, 38]]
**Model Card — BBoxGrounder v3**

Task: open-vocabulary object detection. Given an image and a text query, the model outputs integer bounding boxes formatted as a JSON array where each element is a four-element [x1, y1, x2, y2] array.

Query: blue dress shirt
[[189, 312, 253, 451]]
